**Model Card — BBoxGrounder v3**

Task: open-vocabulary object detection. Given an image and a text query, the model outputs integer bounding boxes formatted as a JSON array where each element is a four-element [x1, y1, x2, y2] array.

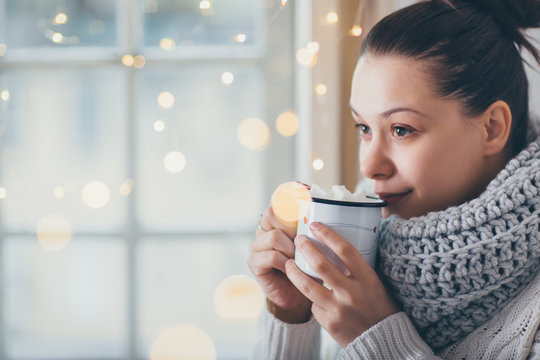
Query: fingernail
[[294, 235, 304, 246], [310, 221, 322, 231]]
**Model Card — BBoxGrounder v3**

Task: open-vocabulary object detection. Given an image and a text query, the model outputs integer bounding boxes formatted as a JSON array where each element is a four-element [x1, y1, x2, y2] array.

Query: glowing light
[[237, 118, 271, 151], [214, 275, 265, 319], [296, 48, 317, 67], [150, 325, 216, 360], [158, 92, 175, 109], [221, 71, 234, 85], [133, 55, 146, 69], [36, 214, 72, 251], [153, 119, 165, 132], [199, 0, 212, 9], [234, 33, 247, 43], [88, 20, 106, 35], [0, 187, 6, 199], [53, 186, 65, 198], [160, 38, 176, 51], [306, 41, 320, 54], [119, 179, 134, 196], [81, 181, 111, 209], [54, 13, 68, 25], [326, 11, 339, 24], [52, 32, 64, 43], [0, 44, 6, 56], [349, 25, 363, 37], [313, 158, 324, 171], [164, 151, 187, 174], [271, 182, 312, 226], [276, 111, 299, 137], [1, 90, 10, 101], [315, 83, 327, 95], [122, 54, 135, 66], [281, 0, 288, 7]]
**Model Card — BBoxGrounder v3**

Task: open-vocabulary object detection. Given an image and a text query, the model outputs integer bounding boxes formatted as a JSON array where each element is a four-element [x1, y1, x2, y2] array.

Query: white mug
[[294, 197, 385, 279]]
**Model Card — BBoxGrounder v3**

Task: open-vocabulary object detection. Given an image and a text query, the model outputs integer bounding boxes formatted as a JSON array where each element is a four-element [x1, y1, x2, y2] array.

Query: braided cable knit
[[378, 139, 540, 350]]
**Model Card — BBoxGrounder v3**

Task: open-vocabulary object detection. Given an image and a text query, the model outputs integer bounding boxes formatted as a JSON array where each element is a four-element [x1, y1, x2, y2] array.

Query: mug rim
[[312, 197, 387, 208]]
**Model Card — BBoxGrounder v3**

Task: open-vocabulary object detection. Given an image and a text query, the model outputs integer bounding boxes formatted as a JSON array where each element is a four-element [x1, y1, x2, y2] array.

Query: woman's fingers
[[285, 259, 332, 308], [248, 250, 289, 275], [259, 207, 297, 239], [251, 228, 295, 258]]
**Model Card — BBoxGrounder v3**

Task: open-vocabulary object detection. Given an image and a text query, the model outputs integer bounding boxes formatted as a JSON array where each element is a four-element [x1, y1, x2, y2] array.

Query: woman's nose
[[359, 140, 394, 180]]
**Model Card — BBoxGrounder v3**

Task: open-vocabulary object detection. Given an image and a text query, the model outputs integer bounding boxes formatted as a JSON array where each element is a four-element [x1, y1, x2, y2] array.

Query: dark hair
[[361, 0, 540, 157]]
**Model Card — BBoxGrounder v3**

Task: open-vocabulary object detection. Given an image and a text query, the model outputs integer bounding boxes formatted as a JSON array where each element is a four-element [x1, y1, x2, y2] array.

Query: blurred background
[[0, 0, 539, 359]]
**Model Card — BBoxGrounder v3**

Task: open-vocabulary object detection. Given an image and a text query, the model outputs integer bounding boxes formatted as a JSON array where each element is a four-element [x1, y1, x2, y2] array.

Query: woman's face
[[351, 55, 495, 219]]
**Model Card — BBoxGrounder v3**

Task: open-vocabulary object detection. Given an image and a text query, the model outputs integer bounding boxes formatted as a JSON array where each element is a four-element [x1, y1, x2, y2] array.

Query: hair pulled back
[[361, 0, 540, 156]]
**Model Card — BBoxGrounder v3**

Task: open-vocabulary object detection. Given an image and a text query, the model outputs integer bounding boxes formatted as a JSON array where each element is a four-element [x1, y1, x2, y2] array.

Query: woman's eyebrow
[[349, 104, 427, 119]]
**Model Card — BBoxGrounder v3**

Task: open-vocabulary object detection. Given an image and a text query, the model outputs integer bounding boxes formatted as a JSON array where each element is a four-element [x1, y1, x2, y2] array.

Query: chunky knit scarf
[[377, 139, 540, 350]]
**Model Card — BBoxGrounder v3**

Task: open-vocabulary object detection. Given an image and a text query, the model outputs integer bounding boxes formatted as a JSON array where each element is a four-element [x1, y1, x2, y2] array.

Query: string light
[[158, 91, 175, 109], [153, 119, 165, 132], [0, 43, 6, 56], [315, 83, 327, 95], [276, 110, 299, 137], [53, 186, 65, 198], [0, 187, 6, 199], [281, 0, 288, 7], [119, 179, 134, 196], [306, 41, 320, 54], [237, 118, 271, 150], [349, 25, 363, 37], [133, 55, 146, 68], [82, 181, 111, 209], [150, 325, 216, 360], [160, 38, 176, 51], [296, 48, 317, 67], [313, 158, 324, 170], [199, 0, 212, 10], [36, 214, 72, 251], [1, 90, 9, 101], [221, 71, 234, 85], [326, 11, 339, 24], [122, 54, 135, 66], [54, 13, 68, 25], [164, 151, 187, 174], [52, 32, 64, 43], [234, 33, 247, 43]]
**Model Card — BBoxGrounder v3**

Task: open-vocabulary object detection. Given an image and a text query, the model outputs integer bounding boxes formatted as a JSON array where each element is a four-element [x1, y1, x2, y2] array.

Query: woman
[[248, 0, 540, 358]]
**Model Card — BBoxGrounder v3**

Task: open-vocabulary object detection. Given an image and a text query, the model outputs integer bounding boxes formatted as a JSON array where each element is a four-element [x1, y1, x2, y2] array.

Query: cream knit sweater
[[254, 267, 540, 359]]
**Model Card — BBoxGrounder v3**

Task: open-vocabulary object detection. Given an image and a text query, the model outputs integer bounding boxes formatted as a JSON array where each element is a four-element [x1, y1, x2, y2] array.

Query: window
[[0, 0, 295, 359]]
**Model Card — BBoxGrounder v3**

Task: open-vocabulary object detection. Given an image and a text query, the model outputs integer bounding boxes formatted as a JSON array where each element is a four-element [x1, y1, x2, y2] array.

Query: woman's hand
[[247, 206, 312, 323], [285, 222, 398, 347]]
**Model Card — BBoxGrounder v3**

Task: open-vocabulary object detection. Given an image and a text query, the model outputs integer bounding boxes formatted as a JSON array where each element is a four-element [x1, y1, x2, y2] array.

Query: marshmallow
[[309, 183, 380, 203]]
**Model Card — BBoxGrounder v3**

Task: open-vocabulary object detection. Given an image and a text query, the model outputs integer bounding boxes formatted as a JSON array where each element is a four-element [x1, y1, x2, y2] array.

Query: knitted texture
[[378, 139, 540, 350]]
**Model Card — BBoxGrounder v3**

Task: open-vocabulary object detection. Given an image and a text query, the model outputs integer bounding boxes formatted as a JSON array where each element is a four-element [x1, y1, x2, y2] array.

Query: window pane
[[143, 0, 263, 47], [0, 67, 128, 231], [5, 0, 116, 48], [4, 236, 127, 359], [135, 65, 265, 229], [137, 235, 262, 360]]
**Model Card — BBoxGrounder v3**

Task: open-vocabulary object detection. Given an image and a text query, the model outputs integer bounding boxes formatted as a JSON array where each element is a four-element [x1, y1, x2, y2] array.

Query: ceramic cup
[[294, 197, 386, 279]]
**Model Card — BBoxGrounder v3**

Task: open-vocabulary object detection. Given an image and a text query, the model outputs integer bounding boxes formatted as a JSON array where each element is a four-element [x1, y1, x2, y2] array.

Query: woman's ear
[[482, 100, 512, 156]]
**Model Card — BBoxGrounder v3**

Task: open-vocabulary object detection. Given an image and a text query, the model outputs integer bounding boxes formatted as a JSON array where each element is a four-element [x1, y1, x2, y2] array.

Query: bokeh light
[[306, 41, 320, 54], [221, 71, 234, 85], [122, 54, 135, 66], [237, 118, 271, 151], [326, 11, 339, 24], [214, 275, 265, 319], [52, 32, 64, 43], [36, 214, 72, 251], [164, 151, 187, 174], [281, 0, 288, 7], [199, 0, 212, 9], [81, 181, 111, 209], [134, 55, 146, 69], [119, 179, 134, 196], [150, 325, 216, 360], [313, 158, 324, 171], [0, 187, 7, 199], [160, 38, 176, 51], [158, 92, 175, 109], [349, 25, 363, 37], [54, 13, 68, 25], [1, 90, 10, 101], [53, 186, 65, 198], [153, 119, 165, 132], [271, 181, 312, 225], [296, 48, 317, 67], [0, 44, 6, 56], [275, 111, 299, 137], [315, 83, 327, 96], [234, 33, 247, 43]]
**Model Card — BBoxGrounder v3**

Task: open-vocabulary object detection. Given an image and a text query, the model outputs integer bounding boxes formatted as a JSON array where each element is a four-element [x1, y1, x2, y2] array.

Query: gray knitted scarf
[[378, 139, 540, 350]]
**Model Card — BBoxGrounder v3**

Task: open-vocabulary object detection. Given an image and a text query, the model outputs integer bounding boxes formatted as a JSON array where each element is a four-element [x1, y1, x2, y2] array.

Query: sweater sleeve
[[339, 312, 440, 360], [253, 308, 322, 360], [527, 326, 540, 360]]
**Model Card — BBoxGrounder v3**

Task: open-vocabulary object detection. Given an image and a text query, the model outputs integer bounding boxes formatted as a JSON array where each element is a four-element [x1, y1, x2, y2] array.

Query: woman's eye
[[392, 126, 413, 138], [355, 123, 370, 135]]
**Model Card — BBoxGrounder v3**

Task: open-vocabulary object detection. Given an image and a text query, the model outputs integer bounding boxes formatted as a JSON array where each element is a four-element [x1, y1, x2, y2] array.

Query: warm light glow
[[276, 111, 299, 137], [313, 158, 324, 171], [199, 0, 212, 9], [315, 83, 327, 95], [160, 38, 176, 51], [150, 325, 216, 360], [221, 71, 234, 85], [36, 214, 72, 251], [214, 275, 265, 319], [153, 119, 165, 132], [88, 20, 106, 35], [164, 151, 187, 174], [237, 118, 271, 151], [281, 0, 288, 7], [133, 55, 146, 69], [122, 54, 135, 66], [158, 92, 175, 109], [306, 41, 320, 54], [0, 44, 6, 56], [81, 181, 111, 209], [54, 13, 68, 25], [119, 179, 134, 196], [1, 90, 9, 101], [326, 11, 339, 24], [296, 48, 317, 67], [271, 181, 312, 225], [52, 32, 64, 43], [349, 25, 363, 37], [53, 186, 65, 198], [0, 187, 6, 199], [234, 33, 247, 43]]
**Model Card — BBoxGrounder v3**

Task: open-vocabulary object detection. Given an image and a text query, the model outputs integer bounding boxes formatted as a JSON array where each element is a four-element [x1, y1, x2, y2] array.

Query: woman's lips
[[376, 190, 412, 206]]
